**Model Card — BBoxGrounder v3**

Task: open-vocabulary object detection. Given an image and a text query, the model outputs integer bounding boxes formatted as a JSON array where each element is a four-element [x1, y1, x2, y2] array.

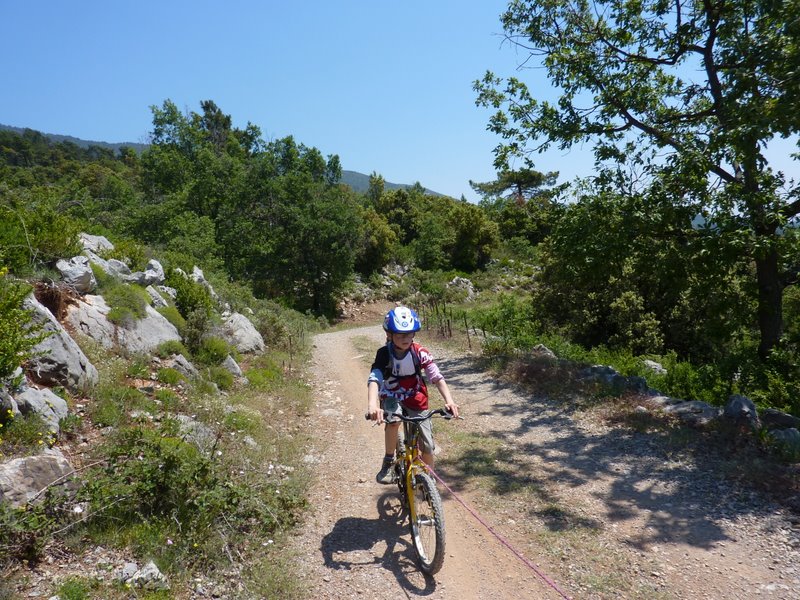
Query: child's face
[[390, 331, 415, 352]]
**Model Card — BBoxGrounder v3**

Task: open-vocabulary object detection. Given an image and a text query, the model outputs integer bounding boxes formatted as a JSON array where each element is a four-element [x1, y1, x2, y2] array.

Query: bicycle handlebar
[[364, 408, 455, 422]]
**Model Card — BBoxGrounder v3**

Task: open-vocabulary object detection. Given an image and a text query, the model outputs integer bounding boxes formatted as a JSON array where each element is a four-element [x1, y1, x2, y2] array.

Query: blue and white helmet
[[384, 306, 421, 333]]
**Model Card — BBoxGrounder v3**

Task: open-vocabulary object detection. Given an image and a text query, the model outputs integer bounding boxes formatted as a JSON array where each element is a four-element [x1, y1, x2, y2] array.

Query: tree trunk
[[755, 248, 783, 360]]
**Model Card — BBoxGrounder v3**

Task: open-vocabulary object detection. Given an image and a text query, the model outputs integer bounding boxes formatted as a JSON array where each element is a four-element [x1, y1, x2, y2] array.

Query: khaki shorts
[[382, 399, 435, 455]]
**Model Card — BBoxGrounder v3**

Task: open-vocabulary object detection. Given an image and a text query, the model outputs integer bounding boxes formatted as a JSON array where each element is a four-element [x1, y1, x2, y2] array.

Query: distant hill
[[0, 123, 149, 154], [339, 170, 442, 196], [0, 124, 443, 196]]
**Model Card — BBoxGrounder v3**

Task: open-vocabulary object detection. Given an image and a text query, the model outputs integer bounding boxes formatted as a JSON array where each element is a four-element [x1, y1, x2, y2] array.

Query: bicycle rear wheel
[[407, 471, 445, 574]]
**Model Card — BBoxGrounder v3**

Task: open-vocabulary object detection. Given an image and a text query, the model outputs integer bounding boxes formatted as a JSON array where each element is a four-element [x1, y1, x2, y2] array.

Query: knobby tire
[[407, 471, 445, 574]]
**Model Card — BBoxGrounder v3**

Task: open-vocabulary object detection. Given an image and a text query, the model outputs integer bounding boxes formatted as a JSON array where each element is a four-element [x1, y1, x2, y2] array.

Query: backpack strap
[[380, 343, 423, 379]]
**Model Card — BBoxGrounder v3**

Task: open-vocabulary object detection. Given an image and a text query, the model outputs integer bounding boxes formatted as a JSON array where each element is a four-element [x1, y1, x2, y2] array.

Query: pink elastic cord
[[425, 464, 573, 600]]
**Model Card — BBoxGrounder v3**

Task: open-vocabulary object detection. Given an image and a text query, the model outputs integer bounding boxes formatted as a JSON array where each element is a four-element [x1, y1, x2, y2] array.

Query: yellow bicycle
[[372, 408, 453, 574]]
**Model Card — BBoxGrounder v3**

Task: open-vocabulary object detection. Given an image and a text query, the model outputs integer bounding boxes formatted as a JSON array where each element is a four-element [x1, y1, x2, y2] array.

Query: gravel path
[[290, 325, 800, 599]]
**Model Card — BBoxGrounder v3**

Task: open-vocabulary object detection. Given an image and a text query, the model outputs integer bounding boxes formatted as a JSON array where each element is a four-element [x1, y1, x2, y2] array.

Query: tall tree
[[472, 167, 563, 245], [470, 167, 558, 206], [476, 0, 800, 359]]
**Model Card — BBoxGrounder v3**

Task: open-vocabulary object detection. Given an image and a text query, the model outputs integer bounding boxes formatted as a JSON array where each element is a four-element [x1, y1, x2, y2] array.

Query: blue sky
[[2, 1, 796, 202], [0, 0, 589, 201]]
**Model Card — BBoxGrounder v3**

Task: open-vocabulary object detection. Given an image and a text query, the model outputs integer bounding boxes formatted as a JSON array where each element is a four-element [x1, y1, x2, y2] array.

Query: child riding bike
[[366, 306, 460, 484]]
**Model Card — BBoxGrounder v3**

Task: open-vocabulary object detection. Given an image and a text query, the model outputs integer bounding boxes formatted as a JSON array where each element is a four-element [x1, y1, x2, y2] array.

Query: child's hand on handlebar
[[444, 401, 459, 419], [367, 401, 384, 424]]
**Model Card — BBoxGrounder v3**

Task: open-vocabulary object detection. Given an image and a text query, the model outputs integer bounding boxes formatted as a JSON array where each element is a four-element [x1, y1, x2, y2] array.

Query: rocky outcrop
[[79, 233, 114, 254], [0, 448, 75, 508], [24, 294, 99, 394], [15, 387, 69, 434], [723, 394, 760, 430], [218, 312, 265, 354], [56, 256, 97, 294], [447, 276, 476, 300], [163, 354, 199, 380], [66, 294, 181, 355], [145, 285, 169, 308], [122, 259, 166, 287]]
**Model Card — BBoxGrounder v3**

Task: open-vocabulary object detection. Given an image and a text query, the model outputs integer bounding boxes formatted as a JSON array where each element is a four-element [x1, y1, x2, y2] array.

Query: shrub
[[183, 309, 210, 355], [105, 284, 151, 326], [89, 382, 146, 427], [247, 366, 281, 389], [0, 188, 82, 275], [99, 238, 149, 272], [78, 423, 305, 570], [196, 336, 232, 366], [154, 339, 188, 358], [0, 496, 58, 565], [125, 354, 150, 379], [57, 577, 93, 600], [165, 270, 213, 319], [0, 271, 47, 379], [154, 388, 182, 411], [0, 412, 54, 457], [222, 408, 258, 434], [207, 366, 234, 391], [89, 262, 116, 291], [157, 367, 185, 385]]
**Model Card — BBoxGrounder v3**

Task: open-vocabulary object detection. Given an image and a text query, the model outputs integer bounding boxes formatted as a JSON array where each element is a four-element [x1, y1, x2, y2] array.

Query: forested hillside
[[2, 89, 800, 417]]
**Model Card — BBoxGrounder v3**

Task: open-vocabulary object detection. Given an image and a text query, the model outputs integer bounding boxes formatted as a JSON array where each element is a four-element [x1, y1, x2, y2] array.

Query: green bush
[[89, 262, 116, 291], [89, 383, 147, 428], [0, 271, 47, 380], [57, 577, 93, 600], [157, 367, 185, 385], [207, 366, 234, 391], [154, 339, 188, 358], [125, 354, 150, 378], [0, 188, 82, 275], [222, 408, 258, 433], [154, 388, 181, 411], [165, 270, 213, 319], [196, 336, 232, 366], [183, 309, 211, 355], [78, 423, 305, 569], [247, 366, 281, 389], [105, 284, 151, 326], [0, 412, 55, 456], [0, 496, 57, 565], [99, 238, 149, 272]]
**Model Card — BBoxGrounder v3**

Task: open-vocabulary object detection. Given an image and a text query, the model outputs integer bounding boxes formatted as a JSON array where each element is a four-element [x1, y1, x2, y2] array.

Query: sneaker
[[376, 458, 395, 484]]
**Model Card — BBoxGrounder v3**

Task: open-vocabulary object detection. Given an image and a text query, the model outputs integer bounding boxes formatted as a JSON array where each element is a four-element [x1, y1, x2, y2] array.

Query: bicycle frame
[[368, 407, 451, 574], [396, 419, 427, 511]]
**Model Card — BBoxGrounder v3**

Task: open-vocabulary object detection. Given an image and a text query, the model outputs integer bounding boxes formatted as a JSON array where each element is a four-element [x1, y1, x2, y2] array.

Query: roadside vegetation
[[2, 4, 800, 590]]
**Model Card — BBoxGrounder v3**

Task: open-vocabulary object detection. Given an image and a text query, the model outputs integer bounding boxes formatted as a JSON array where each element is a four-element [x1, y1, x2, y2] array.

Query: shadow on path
[[320, 492, 437, 596], [435, 354, 777, 553]]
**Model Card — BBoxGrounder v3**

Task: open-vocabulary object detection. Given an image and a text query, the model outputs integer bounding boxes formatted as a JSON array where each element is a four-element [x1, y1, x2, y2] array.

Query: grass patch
[[154, 388, 182, 412], [105, 284, 151, 326], [56, 576, 94, 600], [206, 365, 234, 390], [125, 354, 150, 379], [156, 367, 184, 385], [0, 412, 54, 456], [153, 339, 188, 358]]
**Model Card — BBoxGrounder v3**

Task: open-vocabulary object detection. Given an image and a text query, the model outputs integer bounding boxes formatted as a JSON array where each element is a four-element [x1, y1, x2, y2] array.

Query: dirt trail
[[290, 326, 800, 599]]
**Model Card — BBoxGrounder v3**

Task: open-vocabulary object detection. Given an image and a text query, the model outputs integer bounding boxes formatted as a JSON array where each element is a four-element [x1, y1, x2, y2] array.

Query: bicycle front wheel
[[407, 470, 445, 574]]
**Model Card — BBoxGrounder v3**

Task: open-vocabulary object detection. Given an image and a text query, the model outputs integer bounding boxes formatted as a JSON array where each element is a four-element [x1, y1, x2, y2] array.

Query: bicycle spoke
[[407, 471, 445, 574]]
